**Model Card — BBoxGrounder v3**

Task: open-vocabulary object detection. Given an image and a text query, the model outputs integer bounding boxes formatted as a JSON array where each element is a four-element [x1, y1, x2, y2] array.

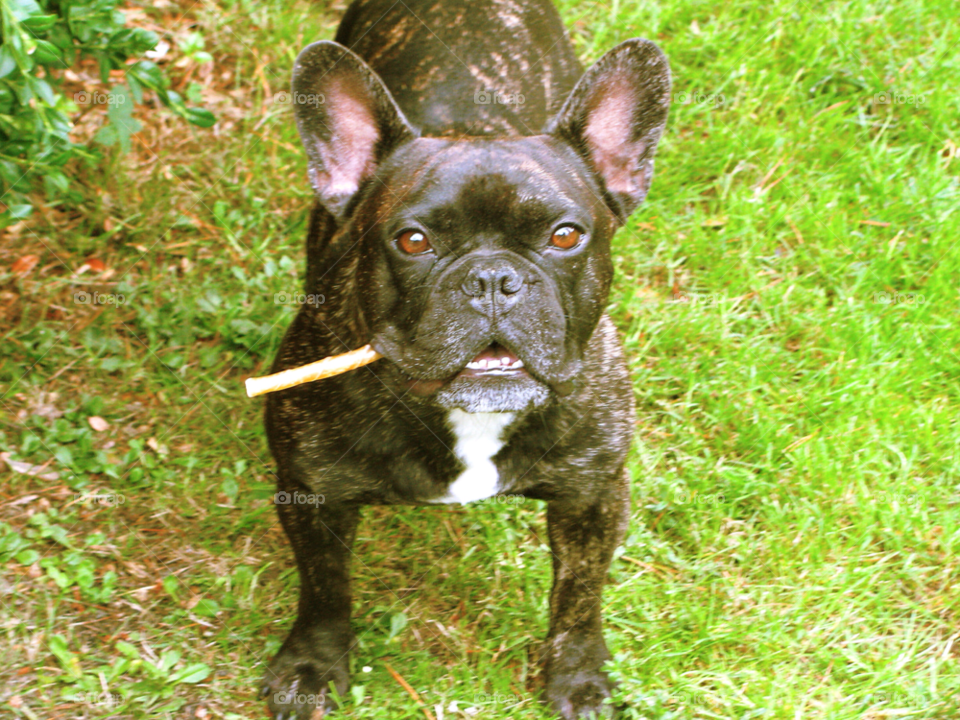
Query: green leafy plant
[[0, 0, 215, 225], [49, 635, 212, 711]]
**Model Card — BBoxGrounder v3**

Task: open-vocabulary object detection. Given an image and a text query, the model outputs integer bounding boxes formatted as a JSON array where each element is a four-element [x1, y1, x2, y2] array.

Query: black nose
[[461, 261, 525, 312]]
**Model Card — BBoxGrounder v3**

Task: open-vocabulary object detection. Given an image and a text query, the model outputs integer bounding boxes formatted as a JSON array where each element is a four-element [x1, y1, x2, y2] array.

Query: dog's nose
[[461, 265, 523, 296], [461, 262, 524, 312]]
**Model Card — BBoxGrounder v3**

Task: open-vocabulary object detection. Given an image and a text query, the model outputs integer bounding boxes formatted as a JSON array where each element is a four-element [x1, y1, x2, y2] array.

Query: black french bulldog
[[259, 1, 670, 718]]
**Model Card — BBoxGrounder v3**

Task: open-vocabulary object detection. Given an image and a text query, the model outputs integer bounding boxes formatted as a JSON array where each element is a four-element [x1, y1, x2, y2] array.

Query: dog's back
[[335, 0, 583, 136]]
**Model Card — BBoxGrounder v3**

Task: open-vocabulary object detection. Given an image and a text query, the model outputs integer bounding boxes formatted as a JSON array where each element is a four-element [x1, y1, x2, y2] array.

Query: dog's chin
[[432, 372, 551, 413]]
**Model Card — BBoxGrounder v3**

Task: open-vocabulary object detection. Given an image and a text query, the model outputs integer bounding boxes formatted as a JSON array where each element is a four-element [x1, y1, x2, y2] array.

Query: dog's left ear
[[548, 39, 671, 222], [291, 41, 418, 221]]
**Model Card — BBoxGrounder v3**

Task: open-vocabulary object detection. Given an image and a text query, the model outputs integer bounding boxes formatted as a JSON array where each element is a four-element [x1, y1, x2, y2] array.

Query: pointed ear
[[548, 39, 671, 222], [291, 41, 417, 221]]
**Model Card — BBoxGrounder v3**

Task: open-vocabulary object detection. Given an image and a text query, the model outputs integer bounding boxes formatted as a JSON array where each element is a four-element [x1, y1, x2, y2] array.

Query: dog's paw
[[542, 631, 617, 719], [260, 631, 351, 719], [544, 668, 615, 719]]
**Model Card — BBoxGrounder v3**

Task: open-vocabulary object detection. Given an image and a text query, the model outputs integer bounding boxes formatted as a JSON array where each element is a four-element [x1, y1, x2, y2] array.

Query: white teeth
[[465, 355, 524, 371]]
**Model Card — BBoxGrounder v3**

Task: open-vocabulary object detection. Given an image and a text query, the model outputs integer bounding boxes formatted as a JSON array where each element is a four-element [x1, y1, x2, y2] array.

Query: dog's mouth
[[456, 343, 528, 378], [395, 342, 532, 397]]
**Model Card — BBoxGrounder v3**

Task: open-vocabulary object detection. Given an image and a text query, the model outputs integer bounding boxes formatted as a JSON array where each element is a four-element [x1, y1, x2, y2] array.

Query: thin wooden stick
[[384, 664, 435, 720], [244, 344, 382, 398]]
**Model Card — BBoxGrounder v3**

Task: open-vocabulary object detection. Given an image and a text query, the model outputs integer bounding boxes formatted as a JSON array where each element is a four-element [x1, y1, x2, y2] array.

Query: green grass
[[2, 0, 959, 718]]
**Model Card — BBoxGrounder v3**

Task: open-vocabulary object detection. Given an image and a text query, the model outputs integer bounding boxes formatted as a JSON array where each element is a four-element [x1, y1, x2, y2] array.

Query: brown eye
[[396, 230, 431, 255], [550, 225, 582, 249]]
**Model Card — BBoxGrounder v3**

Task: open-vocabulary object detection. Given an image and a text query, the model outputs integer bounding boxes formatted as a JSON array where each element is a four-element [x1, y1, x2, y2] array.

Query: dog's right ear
[[291, 41, 417, 221], [547, 39, 671, 223]]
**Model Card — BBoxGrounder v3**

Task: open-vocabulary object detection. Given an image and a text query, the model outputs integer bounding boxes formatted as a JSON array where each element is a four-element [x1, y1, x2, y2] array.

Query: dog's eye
[[550, 225, 582, 250], [396, 230, 432, 255]]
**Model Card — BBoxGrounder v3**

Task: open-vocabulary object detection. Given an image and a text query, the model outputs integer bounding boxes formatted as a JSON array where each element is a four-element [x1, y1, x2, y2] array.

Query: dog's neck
[[301, 202, 369, 348]]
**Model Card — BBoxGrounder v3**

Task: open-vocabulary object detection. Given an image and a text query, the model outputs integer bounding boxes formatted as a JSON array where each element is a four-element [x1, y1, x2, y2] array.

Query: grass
[[1, 0, 959, 718]]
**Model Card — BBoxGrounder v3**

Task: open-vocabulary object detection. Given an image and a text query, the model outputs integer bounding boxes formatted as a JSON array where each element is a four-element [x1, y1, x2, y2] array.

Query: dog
[[259, 1, 670, 717]]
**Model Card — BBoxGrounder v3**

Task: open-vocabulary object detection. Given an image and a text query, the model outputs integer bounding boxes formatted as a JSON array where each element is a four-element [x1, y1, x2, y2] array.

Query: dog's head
[[291, 39, 670, 412]]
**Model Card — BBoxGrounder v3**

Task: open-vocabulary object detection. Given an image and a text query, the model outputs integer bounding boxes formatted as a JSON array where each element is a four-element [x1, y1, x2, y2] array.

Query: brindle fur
[[260, 1, 670, 718]]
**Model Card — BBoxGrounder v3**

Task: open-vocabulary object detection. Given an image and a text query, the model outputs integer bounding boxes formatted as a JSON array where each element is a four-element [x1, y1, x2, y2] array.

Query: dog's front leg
[[543, 472, 630, 719], [261, 478, 360, 719]]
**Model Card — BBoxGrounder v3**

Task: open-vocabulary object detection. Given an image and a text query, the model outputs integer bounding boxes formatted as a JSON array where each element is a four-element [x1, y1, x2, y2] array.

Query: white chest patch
[[435, 410, 515, 504]]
